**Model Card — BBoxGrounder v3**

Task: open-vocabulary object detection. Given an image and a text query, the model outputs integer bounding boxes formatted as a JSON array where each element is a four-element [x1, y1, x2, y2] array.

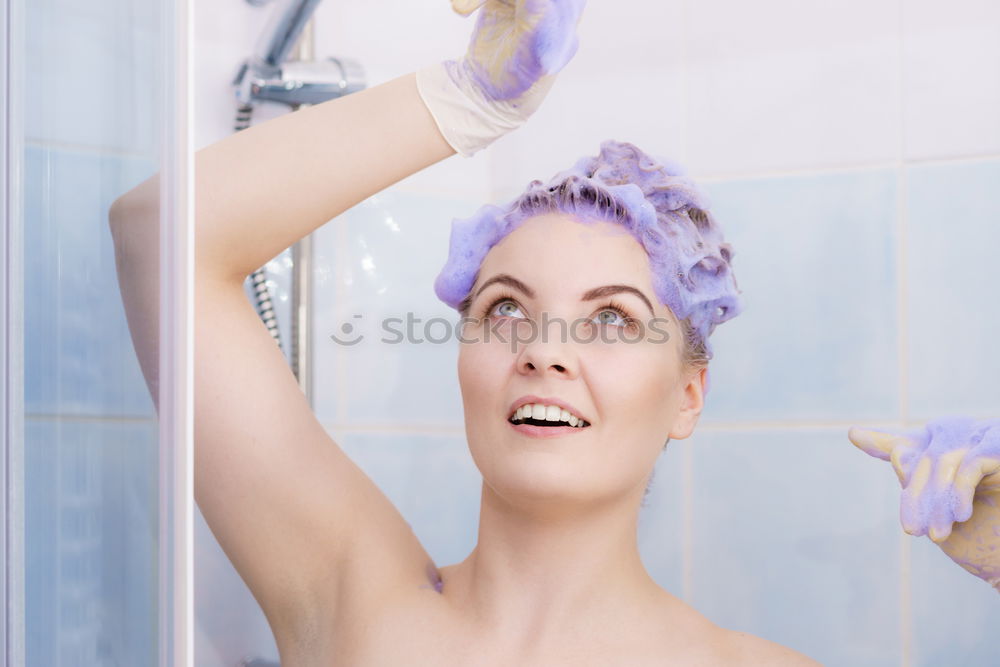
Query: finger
[[451, 0, 486, 16], [847, 426, 917, 463], [926, 449, 967, 543], [889, 444, 918, 487], [978, 456, 1000, 493], [957, 454, 1000, 499], [528, 0, 587, 75], [971, 424, 1000, 492], [900, 455, 933, 537], [953, 458, 985, 523]]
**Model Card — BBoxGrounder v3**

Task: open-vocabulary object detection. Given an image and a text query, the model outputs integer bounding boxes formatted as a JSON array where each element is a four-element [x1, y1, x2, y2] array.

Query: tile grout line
[[24, 413, 157, 425], [896, 2, 913, 663], [335, 211, 347, 424], [397, 153, 1000, 198], [681, 441, 693, 604], [693, 152, 1000, 186], [678, 0, 691, 168], [898, 157, 914, 667], [678, 0, 693, 605], [24, 137, 152, 160]]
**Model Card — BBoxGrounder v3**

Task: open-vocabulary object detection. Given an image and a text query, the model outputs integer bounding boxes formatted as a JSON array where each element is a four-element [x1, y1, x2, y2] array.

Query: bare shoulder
[[717, 628, 823, 666], [642, 591, 820, 666]]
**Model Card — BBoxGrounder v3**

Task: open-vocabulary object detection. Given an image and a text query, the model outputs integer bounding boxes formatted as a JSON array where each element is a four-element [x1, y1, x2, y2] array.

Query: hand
[[454, 0, 587, 102], [416, 0, 587, 157], [848, 416, 1000, 592]]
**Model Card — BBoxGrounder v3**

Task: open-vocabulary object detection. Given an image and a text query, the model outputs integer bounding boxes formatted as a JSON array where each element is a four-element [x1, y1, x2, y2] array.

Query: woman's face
[[457, 212, 706, 511]]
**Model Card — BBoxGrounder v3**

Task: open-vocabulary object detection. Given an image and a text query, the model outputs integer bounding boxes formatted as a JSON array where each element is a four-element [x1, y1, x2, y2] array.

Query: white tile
[[489, 65, 687, 200], [684, 0, 900, 176], [902, 0, 1000, 159], [195, 0, 266, 46], [485, 0, 689, 196], [569, 0, 686, 77], [396, 149, 493, 202], [311, 190, 476, 426], [314, 0, 469, 82]]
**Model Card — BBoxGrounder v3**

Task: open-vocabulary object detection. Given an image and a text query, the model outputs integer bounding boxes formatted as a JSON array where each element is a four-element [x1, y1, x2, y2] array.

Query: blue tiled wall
[[20, 0, 1000, 664], [700, 170, 900, 423]]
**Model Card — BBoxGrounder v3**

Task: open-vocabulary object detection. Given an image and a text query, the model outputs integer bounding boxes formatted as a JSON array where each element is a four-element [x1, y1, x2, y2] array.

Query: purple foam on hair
[[434, 140, 744, 367], [465, 0, 587, 102]]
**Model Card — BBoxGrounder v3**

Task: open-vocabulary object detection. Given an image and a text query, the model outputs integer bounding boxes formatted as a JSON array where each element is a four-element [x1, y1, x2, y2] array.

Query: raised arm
[[108, 71, 456, 648], [109, 73, 454, 400], [188, 74, 449, 279], [108, 0, 587, 653]]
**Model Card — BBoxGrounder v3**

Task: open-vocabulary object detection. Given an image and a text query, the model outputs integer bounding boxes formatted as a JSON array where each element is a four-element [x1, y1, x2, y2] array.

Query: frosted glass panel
[[17, 0, 170, 663]]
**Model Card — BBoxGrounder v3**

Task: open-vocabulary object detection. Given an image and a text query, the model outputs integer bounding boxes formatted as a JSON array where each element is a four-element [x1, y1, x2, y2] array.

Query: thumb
[[451, 0, 486, 16], [848, 426, 919, 462]]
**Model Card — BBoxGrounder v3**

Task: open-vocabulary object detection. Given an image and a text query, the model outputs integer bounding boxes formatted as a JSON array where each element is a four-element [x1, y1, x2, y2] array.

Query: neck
[[439, 481, 662, 650]]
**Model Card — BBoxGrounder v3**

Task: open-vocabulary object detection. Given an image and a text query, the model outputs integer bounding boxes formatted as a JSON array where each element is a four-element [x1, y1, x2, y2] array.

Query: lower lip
[[508, 420, 589, 438]]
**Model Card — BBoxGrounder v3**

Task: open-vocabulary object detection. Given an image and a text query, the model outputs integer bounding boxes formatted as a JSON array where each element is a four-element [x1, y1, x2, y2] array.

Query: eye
[[495, 300, 525, 318], [593, 308, 626, 327], [482, 295, 526, 320], [591, 302, 637, 330]]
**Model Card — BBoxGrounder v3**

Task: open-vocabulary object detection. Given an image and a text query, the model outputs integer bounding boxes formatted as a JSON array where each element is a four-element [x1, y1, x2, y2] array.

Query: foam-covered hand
[[416, 0, 587, 157], [455, 0, 585, 101], [848, 416, 1000, 592]]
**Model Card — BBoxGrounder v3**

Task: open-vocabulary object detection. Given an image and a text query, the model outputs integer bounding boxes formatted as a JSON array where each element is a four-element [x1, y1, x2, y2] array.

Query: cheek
[[591, 344, 677, 421], [457, 339, 508, 410]]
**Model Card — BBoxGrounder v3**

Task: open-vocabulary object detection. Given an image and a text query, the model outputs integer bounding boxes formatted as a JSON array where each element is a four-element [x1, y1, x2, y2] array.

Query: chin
[[477, 449, 632, 510]]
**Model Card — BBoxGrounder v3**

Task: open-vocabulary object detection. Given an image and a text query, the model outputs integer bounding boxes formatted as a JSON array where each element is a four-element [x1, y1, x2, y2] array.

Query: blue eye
[[593, 308, 628, 327], [479, 294, 640, 333], [490, 298, 525, 319]]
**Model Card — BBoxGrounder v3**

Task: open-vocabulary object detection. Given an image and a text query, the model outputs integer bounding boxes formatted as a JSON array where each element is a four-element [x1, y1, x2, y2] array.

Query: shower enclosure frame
[[1, 0, 197, 663], [159, 0, 196, 664], [1, 0, 24, 664]]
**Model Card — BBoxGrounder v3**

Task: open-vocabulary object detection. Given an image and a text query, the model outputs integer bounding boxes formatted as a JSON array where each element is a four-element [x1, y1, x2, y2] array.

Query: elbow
[[107, 196, 143, 260], [107, 190, 160, 272], [108, 196, 126, 242], [108, 173, 160, 243]]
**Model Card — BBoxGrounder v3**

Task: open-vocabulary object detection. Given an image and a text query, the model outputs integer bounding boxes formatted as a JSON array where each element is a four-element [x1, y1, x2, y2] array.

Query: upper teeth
[[512, 403, 588, 427]]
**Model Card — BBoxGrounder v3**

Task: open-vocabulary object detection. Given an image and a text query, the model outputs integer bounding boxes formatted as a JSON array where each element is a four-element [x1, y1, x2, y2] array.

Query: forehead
[[478, 213, 655, 292]]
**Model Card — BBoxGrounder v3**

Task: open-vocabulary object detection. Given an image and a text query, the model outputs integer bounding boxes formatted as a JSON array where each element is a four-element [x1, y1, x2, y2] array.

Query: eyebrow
[[472, 273, 656, 316]]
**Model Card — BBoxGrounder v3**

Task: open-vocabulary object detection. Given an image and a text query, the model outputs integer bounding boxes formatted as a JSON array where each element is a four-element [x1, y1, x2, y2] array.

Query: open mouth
[[507, 400, 592, 430], [508, 415, 591, 428]]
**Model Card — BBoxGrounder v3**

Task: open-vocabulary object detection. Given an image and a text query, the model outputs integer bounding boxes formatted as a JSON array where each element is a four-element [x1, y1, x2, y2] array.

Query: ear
[[668, 366, 706, 440]]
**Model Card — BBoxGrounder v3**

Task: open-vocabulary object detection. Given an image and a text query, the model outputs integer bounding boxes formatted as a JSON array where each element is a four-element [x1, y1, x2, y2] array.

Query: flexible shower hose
[[235, 102, 284, 352]]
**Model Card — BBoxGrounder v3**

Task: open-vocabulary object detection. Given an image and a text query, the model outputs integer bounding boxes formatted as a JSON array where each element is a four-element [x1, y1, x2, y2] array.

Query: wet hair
[[437, 140, 743, 377]]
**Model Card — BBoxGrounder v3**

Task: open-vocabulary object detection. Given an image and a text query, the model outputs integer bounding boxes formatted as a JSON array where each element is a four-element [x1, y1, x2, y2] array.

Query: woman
[[109, 1, 999, 664]]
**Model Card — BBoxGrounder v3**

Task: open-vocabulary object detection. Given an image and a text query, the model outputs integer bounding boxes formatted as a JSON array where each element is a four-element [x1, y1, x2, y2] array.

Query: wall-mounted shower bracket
[[232, 56, 365, 108]]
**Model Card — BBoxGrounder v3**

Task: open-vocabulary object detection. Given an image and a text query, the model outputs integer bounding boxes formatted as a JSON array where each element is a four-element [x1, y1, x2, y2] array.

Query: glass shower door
[[3, 0, 194, 664]]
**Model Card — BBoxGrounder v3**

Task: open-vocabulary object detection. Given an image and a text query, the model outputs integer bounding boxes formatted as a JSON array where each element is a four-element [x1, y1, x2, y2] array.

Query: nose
[[514, 316, 580, 379]]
